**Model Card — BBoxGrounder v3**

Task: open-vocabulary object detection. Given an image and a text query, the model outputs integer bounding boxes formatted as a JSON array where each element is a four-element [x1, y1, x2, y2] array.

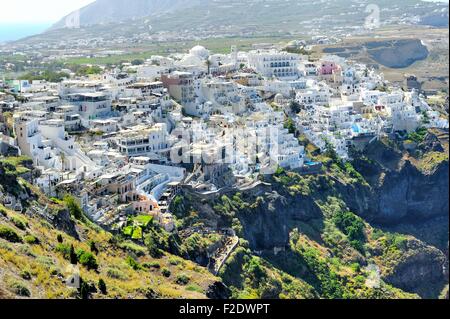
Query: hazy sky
[[0, 0, 95, 24]]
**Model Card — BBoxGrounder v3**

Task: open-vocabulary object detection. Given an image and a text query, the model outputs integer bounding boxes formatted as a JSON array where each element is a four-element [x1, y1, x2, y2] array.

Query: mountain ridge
[[50, 0, 202, 30]]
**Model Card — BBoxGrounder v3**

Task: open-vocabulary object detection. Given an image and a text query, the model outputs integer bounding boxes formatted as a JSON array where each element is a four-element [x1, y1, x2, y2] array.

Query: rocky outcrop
[[24, 205, 80, 240], [206, 281, 231, 299], [237, 191, 323, 251], [349, 136, 450, 225], [382, 239, 448, 299], [52, 209, 80, 239], [368, 160, 449, 224]]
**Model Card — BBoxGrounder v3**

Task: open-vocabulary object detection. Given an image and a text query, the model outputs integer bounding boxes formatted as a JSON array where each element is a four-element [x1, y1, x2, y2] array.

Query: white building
[[67, 92, 112, 120], [247, 50, 301, 80], [117, 123, 169, 158], [54, 105, 82, 132]]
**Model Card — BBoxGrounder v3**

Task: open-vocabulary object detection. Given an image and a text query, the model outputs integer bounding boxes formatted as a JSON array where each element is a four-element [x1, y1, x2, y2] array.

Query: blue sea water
[[0, 23, 52, 43]]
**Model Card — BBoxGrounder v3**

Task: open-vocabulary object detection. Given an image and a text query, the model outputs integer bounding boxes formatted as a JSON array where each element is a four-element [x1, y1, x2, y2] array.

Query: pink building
[[319, 61, 340, 76]]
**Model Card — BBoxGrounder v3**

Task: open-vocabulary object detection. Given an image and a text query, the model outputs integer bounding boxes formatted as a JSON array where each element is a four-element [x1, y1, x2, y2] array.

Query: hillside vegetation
[[0, 158, 224, 299]]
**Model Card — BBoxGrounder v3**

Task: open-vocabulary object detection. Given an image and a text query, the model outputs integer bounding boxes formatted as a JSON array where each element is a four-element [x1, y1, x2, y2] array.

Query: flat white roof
[[69, 92, 107, 98]]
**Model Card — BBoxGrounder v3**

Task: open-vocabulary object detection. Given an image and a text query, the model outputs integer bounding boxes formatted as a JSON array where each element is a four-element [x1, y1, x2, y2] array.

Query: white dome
[[189, 45, 210, 59], [274, 93, 284, 103], [179, 54, 204, 67]]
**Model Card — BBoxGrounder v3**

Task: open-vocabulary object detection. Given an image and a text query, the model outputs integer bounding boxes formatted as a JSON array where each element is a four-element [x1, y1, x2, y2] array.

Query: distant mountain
[[50, 0, 202, 30], [12, 0, 449, 47], [50, 0, 449, 31]]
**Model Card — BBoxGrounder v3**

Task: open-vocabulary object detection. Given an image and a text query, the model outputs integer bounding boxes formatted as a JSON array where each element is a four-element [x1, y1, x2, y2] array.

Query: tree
[[284, 117, 296, 135], [245, 257, 267, 287], [73, 65, 102, 77], [324, 140, 339, 162], [89, 241, 99, 255], [333, 210, 366, 251], [70, 245, 78, 265], [18, 71, 69, 83], [131, 59, 144, 66], [98, 279, 107, 295], [77, 251, 99, 271], [145, 236, 163, 258], [79, 279, 90, 300], [206, 59, 212, 75], [289, 101, 302, 114], [64, 195, 84, 220]]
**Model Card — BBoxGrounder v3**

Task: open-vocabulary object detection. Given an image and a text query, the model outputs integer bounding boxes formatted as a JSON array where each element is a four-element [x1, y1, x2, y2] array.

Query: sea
[[0, 23, 52, 43]]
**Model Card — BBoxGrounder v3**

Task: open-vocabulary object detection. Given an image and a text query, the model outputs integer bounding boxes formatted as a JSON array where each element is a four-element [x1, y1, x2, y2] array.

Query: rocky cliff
[[178, 129, 448, 299], [237, 191, 323, 251]]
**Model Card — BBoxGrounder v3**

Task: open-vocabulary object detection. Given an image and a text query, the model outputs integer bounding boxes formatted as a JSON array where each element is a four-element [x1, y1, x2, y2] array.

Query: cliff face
[[238, 192, 323, 251], [369, 161, 448, 223], [225, 130, 449, 298], [346, 157, 449, 225], [237, 147, 448, 250], [382, 238, 447, 299]]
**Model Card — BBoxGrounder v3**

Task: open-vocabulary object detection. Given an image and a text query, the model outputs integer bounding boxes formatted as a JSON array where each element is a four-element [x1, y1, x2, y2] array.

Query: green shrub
[[244, 257, 267, 287], [125, 256, 141, 270], [117, 241, 146, 257], [98, 279, 107, 295], [407, 127, 428, 143], [333, 211, 365, 249], [11, 216, 28, 230], [392, 236, 408, 250], [106, 268, 127, 280], [143, 227, 172, 257], [63, 195, 84, 220], [77, 250, 99, 270], [0, 225, 22, 243], [55, 243, 71, 259], [142, 261, 161, 269], [161, 268, 171, 278], [7, 279, 31, 297], [259, 278, 282, 299], [145, 236, 163, 258], [186, 284, 204, 293], [168, 257, 181, 266], [20, 270, 32, 280], [175, 274, 190, 285], [23, 235, 39, 245], [297, 245, 344, 298]]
